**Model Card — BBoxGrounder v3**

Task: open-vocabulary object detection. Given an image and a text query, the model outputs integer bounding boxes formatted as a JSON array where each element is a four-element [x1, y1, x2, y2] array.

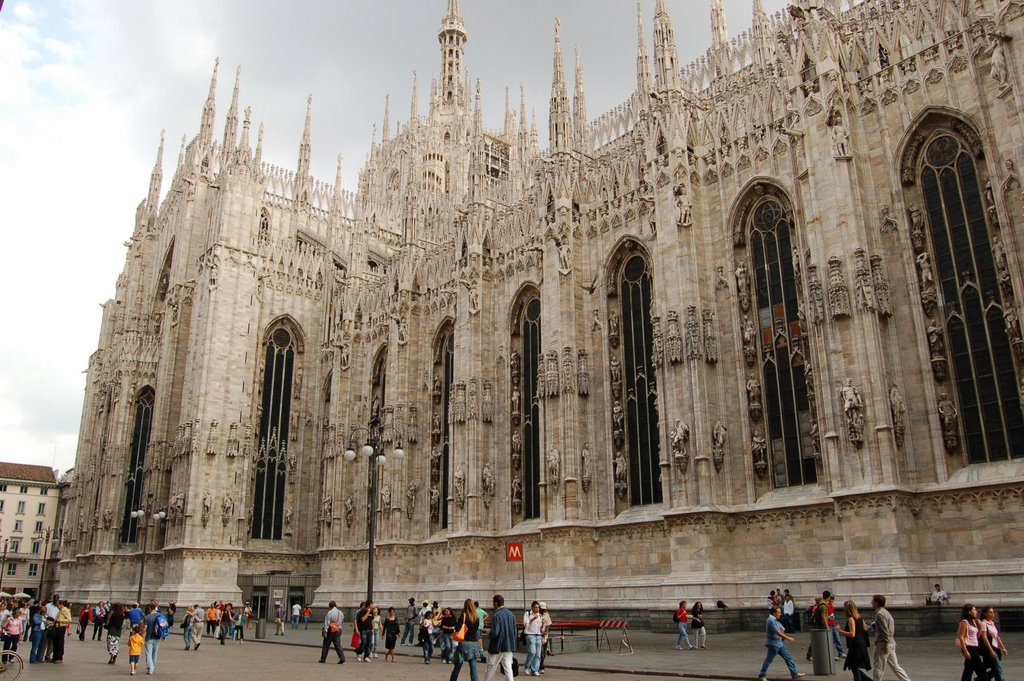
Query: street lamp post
[[130, 493, 166, 604], [344, 415, 404, 603], [34, 528, 53, 600], [0, 538, 9, 595]]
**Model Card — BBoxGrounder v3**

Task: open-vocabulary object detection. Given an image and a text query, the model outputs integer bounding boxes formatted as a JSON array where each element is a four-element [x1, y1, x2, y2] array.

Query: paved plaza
[[17, 625, 1022, 680]]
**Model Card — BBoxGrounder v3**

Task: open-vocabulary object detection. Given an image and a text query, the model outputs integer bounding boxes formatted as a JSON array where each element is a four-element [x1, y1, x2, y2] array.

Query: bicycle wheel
[[0, 650, 24, 681]]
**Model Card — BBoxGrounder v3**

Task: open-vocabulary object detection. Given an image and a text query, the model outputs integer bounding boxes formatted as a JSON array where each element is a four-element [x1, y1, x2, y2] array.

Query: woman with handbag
[[449, 598, 481, 681], [691, 601, 707, 650], [418, 610, 435, 663]]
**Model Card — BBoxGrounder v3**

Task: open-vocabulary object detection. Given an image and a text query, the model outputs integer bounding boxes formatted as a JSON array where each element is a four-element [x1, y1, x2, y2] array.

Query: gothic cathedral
[[62, 0, 1024, 609]]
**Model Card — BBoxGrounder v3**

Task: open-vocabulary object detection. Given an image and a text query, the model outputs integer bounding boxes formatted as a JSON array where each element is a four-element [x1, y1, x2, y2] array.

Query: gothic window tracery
[[917, 132, 1024, 462], [258, 209, 270, 244], [251, 323, 300, 539], [120, 386, 155, 543], [746, 197, 816, 487], [613, 249, 662, 506], [513, 295, 542, 519], [432, 329, 453, 528]]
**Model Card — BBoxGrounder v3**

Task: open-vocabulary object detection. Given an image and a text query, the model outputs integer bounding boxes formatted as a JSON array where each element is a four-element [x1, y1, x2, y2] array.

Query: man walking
[[142, 603, 163, 675], [355, 600, 374, 661], [870, 595, 912, 681], [274, 602, 286, 636], [484, 594, 517, 681], [401, 597, 418, 646], [92, 601, 106, 640], [826, 591, 846, 659], [757, 605, 804, 681], [319, 600, 345, 664], [291, 602, 301, 630]]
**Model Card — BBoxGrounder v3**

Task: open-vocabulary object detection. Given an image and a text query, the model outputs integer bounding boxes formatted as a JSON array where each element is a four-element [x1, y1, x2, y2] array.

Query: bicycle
[[0, 649, 24, 681]]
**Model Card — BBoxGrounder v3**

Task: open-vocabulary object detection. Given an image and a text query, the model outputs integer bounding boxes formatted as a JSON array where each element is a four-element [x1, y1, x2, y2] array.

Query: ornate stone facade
[[61, 0, 1024, 609]]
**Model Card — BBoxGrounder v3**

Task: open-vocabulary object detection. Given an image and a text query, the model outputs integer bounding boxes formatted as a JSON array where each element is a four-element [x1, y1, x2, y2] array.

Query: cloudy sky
[[0, 0, 791, 475]]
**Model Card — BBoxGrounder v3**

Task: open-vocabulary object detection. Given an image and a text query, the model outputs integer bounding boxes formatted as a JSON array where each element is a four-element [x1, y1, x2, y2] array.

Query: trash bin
[[254, 618, 266, 640], [810, 628, 835, 675]]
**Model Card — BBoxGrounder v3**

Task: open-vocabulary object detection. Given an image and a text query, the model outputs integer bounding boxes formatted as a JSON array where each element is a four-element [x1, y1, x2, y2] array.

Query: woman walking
[[956, 603, 988, 681], [418, 609, 434, 663], [219, 603, 234, 645], [28, 605, 46, 664], [105, 602, 126, 664], [523, 600, 543, 676], [691, 601, 707, 650], [182, 605, 196, 650], [449, 598, 481, 681], [839, 601, 871, 681], [190, 603, 204, 650], [234, 603, 246, 644], [439, 606, 457, 663], [674, 600, 694, 650], [2, 602, 22, 652], [980, 606, 1007, 681], [382, 607, 400, 662]]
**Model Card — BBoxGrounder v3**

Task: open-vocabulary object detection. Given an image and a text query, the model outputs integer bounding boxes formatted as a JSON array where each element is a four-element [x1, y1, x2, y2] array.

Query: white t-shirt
[[292, 603, 301, 617], [930, 589, 948, 603], [783, 600, 795, 616], [523, 610, 543, 635]]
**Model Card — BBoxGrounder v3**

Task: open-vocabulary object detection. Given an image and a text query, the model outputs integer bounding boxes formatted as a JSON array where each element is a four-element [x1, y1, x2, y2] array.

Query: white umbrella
[[12, 592, 30, 599], [0, 592, 11, 598]]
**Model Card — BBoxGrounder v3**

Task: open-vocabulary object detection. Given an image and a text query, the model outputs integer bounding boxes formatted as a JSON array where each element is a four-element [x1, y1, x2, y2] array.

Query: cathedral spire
[[438, 0, 468, 111], [548, 18, 571, 153], [176, 134, 187, 173], [147, 129, 165, 212], [711, 0, 729, 51], [636, 0, 652, 95], [199, 58, 219, 143], [503, 87, 514, 140], [382, 94, 391, 142], [751, 0, 773, 66], [653, 0, 681, 91], [573, 45, 591, 152], [222, 65, 241, 156], [297, 95, 312, 181], [239, 105, 252, 160], [473, 80, 483, 135], [410, 70, 419, 121], [334, 154, 343, 192], [255, 122, 264, 168]]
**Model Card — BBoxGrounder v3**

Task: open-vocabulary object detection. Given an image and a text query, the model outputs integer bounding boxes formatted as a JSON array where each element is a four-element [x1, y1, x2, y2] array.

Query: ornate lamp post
[[34, 528, 53, 601], [344, 414, 403, 603], [130, 492, 166, 603], [0, 538, 9, 595]]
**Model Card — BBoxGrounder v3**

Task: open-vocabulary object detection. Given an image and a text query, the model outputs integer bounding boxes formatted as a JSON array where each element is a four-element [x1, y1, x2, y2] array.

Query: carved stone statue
[[580, 443, 592, 493], [993, 237, 1012, 298], [613, 450, 628, 499], [283, 506, 292, 532], [511, 432, 522, 470], [840, 379, 865, 447], [321, 495, 333, 524], [405, 482, 418, 520], [380, 482, 392, 514], [927, 317, 946, 356], [990, 33, 1010, 89], [556, 237, 572, 272], [938, 392, 959, 452], [202, 492, 212, 527], [736, 263, 751, 312], [577, 350, 590, 396], [344, 496, 354, 528], [671, 419, 690, 456], [222, 494, 234, 525], [908, 204, 926, 253], [102, 507, 113, 531], [751, 428, 768, 479], [545, 447, 561, 488], [481, 463, 495, 508], [889, 382, 906, 449], [511, 477, 523, 514], [747, 375, 763, 421], [712, 419, 728, 472], [453, 466, 466, 508], [827, 256, 852, 319], [741, 315, 757, 366], [916, 251, 937, 314], [829, 108, 850, 157], [429, 487, 441, 522], [430, 447, 442, 482]]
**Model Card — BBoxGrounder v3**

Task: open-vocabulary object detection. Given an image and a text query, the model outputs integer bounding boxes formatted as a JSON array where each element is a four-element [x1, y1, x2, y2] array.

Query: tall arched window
[[514, 296, 542, 520], [918, 132, 1023, 462], [747, 197, 815, 487], [121, 386, 155, 543], [252, 325, 297, 539], [614, 250, 661, 506], [431, 329, 452, 528]]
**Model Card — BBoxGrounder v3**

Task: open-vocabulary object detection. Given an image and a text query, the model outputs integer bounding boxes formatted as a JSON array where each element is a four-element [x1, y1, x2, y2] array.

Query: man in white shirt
[[291, 602, 302, 629], [319, 601, 346, 664], [927, 584, 949, 605]]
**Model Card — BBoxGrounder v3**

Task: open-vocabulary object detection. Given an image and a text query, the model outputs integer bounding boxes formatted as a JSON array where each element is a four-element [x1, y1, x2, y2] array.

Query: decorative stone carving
[[102, 507, 113, 530], [741, 315, 757, 366], [609, 358, 622, 399], [546, 447, 560, 488], [715, 265, 729, 292], [433, 374, 443, 404], [989, 31, 1011, 90], [404, 482, 418, 520], [453, 465, 466, 509], [809, 419, 821, 460], [205, 419, 219, 456], [481, 381, 494, 422], [511, 432, 522, 470], [1006, 307, 1024, 359], [577, 350, 590, 396], [908, 204, 926, 253], [674, 185, 692, 228], [408, 405, 418, 442], [380, 482, 392, 514], [702, 308, 718, 364], [546, 350, 560, 398], [481, 463, 495, 508], [667, 310, 684, 364], [171, 492, 185, 523], [736, 263, 751, 312], [671, 419, 690, 474], [747, 375, 763, 421], [580, 442, 592, 493], [807, 264, 825, 323], [613, 450, 628, 499], [985, 179, 1001, 229], [684, 306, 702, 360], [751, 428, 768, 479], [938, 391, 959, 452], [827, 106, 850, 158], [612, 400, 625, 447], [453, 382, 466, 422], [994, 238, 1012, 299], [927, 318, 948, 382], [840, 379, 865, 447], [916, 252, 937, 315], [511, 476, 523, 514], [870, 255, 893, 318], [429, 487, 440, 522], [202, 492, 212, 527], [430, 447, 441, 483], [608, 310, 620, 348], [561, 346, 574, 395], [226, 423, 239, 457], [467, 379, 479, 421], [556, 236, 573, 274], [461, 277, 481, 315], [431, 412, 442, 443], [651, 316, 664, 367], [853, 248, 876, 312], [712, 419, 727, 472], [889, 382, 906, 449], [397, 316, 409, 345], [340, 343, 351, 371], [510, 351, 521, 386], [344, 496, 354, 528], [321, 495, 333, 524], [536, 353, 546, 401], [827, 256, 852, 319], [283, 506, 292, 533]]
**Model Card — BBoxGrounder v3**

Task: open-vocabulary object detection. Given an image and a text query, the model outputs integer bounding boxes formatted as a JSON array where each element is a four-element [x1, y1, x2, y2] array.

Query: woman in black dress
[[839, 600, 871, 681]]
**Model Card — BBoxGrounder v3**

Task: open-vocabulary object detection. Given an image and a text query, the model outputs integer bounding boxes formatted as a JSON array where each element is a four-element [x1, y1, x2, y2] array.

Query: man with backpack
[[143, 603, 169, 674]]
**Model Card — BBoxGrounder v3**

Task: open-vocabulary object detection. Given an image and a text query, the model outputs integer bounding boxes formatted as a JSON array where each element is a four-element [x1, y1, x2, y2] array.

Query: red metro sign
[[506, 542, 523, 562]]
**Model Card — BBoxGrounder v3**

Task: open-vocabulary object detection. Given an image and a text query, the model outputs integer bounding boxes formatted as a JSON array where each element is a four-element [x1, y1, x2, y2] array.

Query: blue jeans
[[438, 632, 454, 662], [675, 621, 691, 648], [759, 642, 799, 678], [184, 624, 193, 649], [145, 638, 160, 673], [421, 634, 434, 661], [357, 629, 373, 657], [29, 630, 45, 663], [830, 625, 846, 656], [450, 640, 480, 681], [525, 633, 542, 673], [291, 614, 299, 629], [303, 616, 310, 630], [401, 621, 415, 645]]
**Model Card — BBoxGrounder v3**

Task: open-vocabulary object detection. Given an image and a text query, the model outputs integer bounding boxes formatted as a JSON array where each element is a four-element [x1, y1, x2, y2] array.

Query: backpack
[[156, 613, 171, 639], [804, 605, 817, 627], [672, 610, 679, 623]]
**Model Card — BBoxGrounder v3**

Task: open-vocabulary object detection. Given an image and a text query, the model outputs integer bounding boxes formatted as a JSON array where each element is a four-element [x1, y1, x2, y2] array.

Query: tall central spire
[[711, 0, 729, 51], [548, 18, 571, 153], [636, 0, 652, 95], [438, 0, 468, 111], [653, 0, 681, 91]]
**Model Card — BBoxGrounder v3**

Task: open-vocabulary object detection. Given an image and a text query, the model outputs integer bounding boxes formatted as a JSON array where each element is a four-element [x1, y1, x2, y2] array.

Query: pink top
[[982, 620, 1000, 649], [964, 620, 979, 647]]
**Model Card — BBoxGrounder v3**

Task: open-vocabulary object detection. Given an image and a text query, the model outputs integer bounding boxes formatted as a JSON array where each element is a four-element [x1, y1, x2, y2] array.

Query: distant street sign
[[506, 542, 523, 562]]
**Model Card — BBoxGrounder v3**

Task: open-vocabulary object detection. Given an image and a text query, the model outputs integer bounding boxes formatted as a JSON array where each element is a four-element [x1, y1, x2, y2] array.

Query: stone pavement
[[19, 626, 1022, 680]]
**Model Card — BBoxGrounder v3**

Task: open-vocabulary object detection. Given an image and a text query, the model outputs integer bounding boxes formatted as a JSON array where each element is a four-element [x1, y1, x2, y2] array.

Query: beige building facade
[[62, 0, 1024, 611], [0, 463, 61, 599]]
